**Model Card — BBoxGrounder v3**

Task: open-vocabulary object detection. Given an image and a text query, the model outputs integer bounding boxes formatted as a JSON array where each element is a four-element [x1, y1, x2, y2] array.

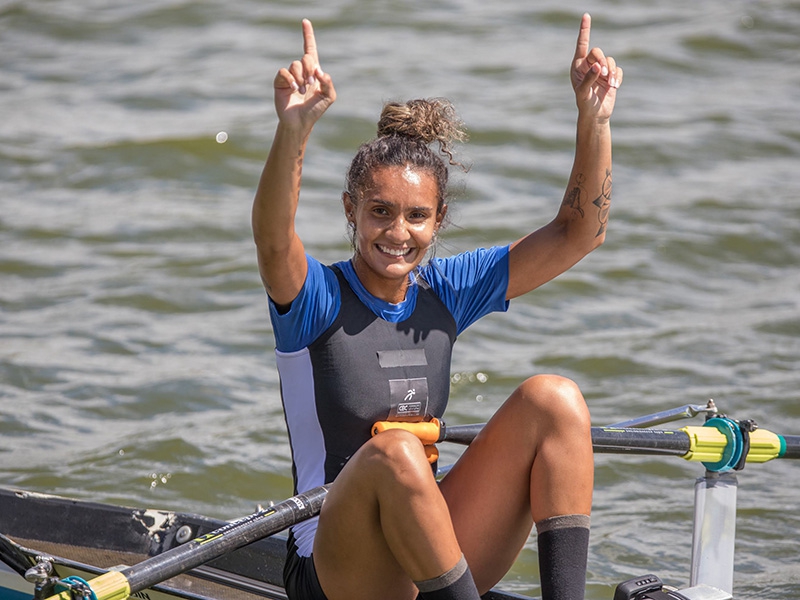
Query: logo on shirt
[[388, 377, 429, 420]]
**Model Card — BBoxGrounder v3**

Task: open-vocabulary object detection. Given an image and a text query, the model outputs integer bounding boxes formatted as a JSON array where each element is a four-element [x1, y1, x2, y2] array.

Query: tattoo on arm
[[592, 169, 612, 237], [564, 173, 586, 217]]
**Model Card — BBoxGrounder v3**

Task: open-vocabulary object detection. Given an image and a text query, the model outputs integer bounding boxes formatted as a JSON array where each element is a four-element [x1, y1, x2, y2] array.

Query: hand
[[274, 19, 336, 131], [570, 14, 622, 123]]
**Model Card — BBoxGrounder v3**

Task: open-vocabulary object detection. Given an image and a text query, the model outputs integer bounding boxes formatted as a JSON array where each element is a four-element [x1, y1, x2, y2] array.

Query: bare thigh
[[439, 374, 593, 593], [312, 430, 462, 600]]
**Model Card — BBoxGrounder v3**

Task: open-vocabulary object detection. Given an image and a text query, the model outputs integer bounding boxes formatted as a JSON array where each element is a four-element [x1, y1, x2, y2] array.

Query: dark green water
[[2, 1, 799, 598]]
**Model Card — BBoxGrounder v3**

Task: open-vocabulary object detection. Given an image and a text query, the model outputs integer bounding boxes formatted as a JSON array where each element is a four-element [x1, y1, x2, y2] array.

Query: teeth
[[378, 245, 412, 257]]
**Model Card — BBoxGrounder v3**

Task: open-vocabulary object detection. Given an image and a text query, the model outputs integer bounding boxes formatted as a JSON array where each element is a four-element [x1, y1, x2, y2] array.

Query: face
[[344, 165, 445, 303]]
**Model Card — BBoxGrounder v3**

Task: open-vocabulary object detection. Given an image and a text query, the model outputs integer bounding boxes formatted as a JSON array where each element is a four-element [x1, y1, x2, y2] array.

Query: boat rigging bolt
[[24, 555, 53, 584], [25, 555, 60, 600], [175, 525, 193, 544]]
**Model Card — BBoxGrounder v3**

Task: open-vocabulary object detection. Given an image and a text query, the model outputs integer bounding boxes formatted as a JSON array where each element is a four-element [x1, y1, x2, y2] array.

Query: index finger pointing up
[[573, 13, 591, 61], [302, 19, 320, 64]]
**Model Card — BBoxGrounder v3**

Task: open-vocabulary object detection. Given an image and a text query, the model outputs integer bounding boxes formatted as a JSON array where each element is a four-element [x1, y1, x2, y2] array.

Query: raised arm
[[252, 19, 336, 307], [506, 13, 622, 300]]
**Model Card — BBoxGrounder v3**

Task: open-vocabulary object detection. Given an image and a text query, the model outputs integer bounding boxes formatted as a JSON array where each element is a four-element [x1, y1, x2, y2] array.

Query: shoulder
[[423, 245, 510, 289], [268, 255, 341, 352], [419, 245, 511, 335]]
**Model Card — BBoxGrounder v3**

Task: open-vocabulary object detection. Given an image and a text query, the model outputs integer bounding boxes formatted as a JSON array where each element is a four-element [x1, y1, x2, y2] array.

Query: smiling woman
[[252, 15, 621, 600], [345, 164, 443, 304], [341, 99, 466, 304]]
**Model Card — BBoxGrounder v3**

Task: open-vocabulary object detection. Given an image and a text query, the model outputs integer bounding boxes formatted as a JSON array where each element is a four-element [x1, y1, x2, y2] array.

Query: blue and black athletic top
[[268, 246, 510, 556]]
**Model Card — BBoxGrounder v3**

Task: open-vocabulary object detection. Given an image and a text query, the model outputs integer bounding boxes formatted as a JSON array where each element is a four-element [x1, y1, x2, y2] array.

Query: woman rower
[[252, 14, 622, 600]]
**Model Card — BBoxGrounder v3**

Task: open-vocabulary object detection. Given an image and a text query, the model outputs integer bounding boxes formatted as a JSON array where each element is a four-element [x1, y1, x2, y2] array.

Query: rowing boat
[[1, 403, 798, 600]]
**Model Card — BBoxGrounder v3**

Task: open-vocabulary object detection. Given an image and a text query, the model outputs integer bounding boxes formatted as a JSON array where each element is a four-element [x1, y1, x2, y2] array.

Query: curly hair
[[345, 98, 467, 216]]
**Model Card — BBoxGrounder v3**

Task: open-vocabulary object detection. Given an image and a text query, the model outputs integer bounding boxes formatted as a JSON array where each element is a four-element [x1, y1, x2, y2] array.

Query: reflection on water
[[2, 1, 799, 597]]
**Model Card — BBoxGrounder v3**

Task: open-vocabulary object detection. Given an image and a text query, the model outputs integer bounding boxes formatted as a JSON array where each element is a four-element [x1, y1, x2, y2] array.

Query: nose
[[385, 216, 410, 242]]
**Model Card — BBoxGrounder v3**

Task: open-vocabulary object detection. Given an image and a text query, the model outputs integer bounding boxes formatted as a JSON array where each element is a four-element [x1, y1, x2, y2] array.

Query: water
[[2, 0, 799, 598]]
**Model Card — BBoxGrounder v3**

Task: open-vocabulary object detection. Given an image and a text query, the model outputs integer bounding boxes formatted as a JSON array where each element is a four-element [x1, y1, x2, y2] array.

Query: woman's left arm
[[506, 13, 622, 300]]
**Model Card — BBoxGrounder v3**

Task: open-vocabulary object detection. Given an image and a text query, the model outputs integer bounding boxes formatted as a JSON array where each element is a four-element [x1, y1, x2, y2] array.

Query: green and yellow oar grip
[[45, 571, 130, 600], [88, 572, 130, 600], [680, 425, 729, 463], [681, 424, 786, 467], [743, 429, 786, 463]]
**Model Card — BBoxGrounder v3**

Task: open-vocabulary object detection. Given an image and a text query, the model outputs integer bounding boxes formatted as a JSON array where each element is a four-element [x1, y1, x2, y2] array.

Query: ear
[[435, 203, 448, 230], [342, 192, 355, 223]]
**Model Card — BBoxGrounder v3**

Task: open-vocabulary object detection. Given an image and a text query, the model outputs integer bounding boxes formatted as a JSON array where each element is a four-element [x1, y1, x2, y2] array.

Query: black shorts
[[283, 531, 328, 600]]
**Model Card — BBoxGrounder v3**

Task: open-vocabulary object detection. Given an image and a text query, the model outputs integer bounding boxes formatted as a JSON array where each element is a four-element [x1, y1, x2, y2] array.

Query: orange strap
[[371, 419, 442, 463]]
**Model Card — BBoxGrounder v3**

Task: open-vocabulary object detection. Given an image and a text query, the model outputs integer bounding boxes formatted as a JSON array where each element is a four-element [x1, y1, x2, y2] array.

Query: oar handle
[[371, 418, 485, 445]]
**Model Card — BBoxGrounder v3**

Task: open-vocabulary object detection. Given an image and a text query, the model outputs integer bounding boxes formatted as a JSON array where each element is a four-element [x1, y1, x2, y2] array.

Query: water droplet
[[216, 131, 228, 144]]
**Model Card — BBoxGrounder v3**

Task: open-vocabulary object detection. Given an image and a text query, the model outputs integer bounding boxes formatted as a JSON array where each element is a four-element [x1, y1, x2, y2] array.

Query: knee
[[359, 429, 431, 484], [515, 374, 590, 431]]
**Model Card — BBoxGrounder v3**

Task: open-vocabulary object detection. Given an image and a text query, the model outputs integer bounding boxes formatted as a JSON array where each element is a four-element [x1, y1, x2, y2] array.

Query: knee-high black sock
[[414, 554, 481, 600], [536, 514, 590, 600]]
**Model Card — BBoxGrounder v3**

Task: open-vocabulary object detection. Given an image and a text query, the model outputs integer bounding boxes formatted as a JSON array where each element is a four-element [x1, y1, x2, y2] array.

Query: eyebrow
[[365, 198, 433, 213]]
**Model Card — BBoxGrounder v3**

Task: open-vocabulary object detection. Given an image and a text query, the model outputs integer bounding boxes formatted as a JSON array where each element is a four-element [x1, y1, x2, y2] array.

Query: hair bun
[[377, 98, 467, 164]]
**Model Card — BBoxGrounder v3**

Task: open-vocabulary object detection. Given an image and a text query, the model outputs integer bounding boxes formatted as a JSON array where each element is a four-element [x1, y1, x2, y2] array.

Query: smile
[[377, 244, 414, 257]]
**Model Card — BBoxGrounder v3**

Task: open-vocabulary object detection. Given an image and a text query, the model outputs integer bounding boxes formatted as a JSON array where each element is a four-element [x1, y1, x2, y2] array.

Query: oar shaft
[[440, 422, 485, 445], [782, 435, 800, 459], [443, 423, 693, 455], [591, 427, 691, 455], [443, 423, 800, 463], [121, 485, 327, 594]]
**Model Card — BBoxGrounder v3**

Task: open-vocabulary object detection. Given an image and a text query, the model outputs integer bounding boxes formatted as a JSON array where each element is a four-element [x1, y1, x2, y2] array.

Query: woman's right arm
[[252, 19, 336, 308]]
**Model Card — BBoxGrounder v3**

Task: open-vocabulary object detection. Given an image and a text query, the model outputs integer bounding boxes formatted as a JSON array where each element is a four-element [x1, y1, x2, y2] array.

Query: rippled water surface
[[2, 1, 799, 598]]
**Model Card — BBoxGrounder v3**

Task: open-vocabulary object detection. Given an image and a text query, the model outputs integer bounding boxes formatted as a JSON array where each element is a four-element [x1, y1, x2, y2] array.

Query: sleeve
[[267, 255, 341, 352], [424, 245, 511, 335]]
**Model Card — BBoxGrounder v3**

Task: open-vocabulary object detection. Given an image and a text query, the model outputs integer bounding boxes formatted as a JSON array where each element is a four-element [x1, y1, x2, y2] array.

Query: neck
[[351, 255, 410, 304]]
